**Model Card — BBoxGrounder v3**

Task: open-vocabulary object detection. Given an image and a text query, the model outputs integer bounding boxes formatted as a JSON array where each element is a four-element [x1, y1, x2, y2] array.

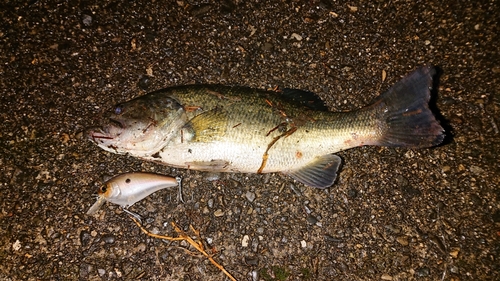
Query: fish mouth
[[85, 118, 125, 141], [85, 127, 114, 141]]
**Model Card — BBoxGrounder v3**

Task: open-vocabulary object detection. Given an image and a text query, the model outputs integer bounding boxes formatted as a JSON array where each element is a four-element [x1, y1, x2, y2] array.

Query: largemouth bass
[[87, 66, 444, 188]]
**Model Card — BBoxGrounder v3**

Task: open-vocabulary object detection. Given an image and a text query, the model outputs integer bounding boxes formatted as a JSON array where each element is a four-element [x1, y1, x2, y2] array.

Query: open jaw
[[86, 118, 126, 141]]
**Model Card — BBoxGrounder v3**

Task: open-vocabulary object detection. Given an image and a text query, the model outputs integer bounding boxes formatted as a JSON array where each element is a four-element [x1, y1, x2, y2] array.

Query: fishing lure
[[87, 172, 182, 215]]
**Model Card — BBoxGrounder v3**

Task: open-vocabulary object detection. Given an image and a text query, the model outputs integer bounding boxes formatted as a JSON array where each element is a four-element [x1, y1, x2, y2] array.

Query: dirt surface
[[1, 0, 499, 280]]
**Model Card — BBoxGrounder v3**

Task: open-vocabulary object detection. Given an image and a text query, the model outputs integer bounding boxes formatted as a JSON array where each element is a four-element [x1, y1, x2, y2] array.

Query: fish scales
[[87, 66, 444, 188], [147, 85, 377, 172]]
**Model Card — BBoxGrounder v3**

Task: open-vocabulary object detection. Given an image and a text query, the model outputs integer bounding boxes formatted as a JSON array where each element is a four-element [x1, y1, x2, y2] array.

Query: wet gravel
[[1, 0, 499, 280]]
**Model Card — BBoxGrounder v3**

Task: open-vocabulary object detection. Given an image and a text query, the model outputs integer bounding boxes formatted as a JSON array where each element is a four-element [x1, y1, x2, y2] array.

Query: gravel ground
[[1, 0, 499, 280]]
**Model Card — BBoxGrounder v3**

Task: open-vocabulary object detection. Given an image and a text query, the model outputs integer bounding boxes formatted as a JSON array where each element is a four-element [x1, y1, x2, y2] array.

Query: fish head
[[86, 95, 188, 157]]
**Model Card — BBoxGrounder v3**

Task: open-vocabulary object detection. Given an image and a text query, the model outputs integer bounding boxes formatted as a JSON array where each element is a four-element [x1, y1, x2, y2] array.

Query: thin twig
[[129, 216, 237, 281]]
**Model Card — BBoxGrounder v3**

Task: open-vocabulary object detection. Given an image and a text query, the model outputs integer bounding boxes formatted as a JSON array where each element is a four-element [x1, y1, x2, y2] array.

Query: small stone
[[82, 14, 92, 26], [245, 256, 259, 266], [135, 242, 146, 252], [12, 240, 21, 251], [469, 165, 484, 174], [458, 164, 466, 171], [251, 270, 258, 281], [415, 267, 430, 277], [138, 76, 152, 90], [291, 33, 302, 41], [442, 166, 451, 173], [300, 240, 307, 248], [80, 230, 91, 247], [245, 191, 256, 202], [449, 247, 460, 258], [396, 236, 409, 246], [98, 269, 106, 276], [102, 234, 115, 244], [206, 237, 213, 245], [262, 42, 273, 51], [242, 235, 250, 247], [214, 209, 224, 217], [381, 273, 393, 280], [449, 265, 459, 274], [306, 214, 318, 225], [205, 173, 221, 181]]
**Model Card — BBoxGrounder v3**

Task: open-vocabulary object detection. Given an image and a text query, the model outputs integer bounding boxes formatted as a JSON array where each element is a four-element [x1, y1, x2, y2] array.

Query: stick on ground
[[129, 215, 237, 281]]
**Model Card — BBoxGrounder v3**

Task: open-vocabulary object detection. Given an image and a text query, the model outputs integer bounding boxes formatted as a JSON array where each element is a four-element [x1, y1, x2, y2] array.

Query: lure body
[[87, 172, 180, 214]]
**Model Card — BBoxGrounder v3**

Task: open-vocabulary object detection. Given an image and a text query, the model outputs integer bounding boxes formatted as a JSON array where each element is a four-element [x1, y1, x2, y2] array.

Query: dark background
[[1, 0, 498, 280]]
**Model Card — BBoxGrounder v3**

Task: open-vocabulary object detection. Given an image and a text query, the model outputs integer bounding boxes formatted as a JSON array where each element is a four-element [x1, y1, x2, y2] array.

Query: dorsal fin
[[281, 88, 329, 111], [186, 108, 228, 142]]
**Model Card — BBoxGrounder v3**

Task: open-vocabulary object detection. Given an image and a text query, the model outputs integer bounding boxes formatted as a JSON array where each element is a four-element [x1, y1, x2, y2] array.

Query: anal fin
[[285, 154, 342, 189]]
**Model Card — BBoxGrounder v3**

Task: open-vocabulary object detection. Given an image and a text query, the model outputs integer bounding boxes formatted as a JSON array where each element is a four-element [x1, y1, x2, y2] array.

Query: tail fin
[[373, 66, 444, 148]]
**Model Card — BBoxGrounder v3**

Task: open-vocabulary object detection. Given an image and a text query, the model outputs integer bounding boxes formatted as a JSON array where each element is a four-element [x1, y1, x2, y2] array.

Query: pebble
[[449, 247, 460, 258], [97, 269, 106, 277], [138, 75, 152, 90], [245, 191, 256, 202], [251, 269, 258, 281], [449, 265, 459, 274], [79, 230, 91, 247], [82, 14, 92, 26], [206, 237, 213, 245], [79, 263, 92, 278], [135, 242, 146, 252], [469, 165, 484, 174], [245, 256, 259, 266], [262, 42, 273, 51], [415, 267, 430, 277], [102, 234, 116, 244], [306, 214, 318, 225], [242, 235, 250, 247], [347, 188, 357, 198], [381, 273, 393, 280], [204, 172, 221, 181], [287, 183, 301, 197], [396, 236, 409, 246], [291, 33, 303, 41], [214, 209, 224, 217]]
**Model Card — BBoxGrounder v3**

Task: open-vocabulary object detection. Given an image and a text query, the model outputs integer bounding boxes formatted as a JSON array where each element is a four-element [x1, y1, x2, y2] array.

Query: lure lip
[[86, 196, 106, 215]]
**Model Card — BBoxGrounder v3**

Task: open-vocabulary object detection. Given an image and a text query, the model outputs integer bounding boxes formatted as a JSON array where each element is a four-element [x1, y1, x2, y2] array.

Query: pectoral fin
[[185, 108, 228, 142], [285, 154, 342, 189]]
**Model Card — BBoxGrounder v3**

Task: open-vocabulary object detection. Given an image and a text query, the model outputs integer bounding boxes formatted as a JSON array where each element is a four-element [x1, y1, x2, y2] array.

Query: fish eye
[[100, 186, 107, 193], [114, 105, 124, 115]]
